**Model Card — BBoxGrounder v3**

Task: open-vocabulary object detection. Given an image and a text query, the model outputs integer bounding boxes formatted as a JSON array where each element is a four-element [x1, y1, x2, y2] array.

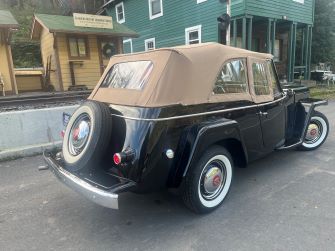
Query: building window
[[149, 0, 163, 20], [115, 2, 125, 23], [293, 0, 304, 4], [185, 25, 202, 45], [145, 38, 156, 51], [197, 0, 207, 3], [213, 59, 248, 94], [68, 36, 89, 59], [252, 62, 270, 95], [123, 39, 133, 53]]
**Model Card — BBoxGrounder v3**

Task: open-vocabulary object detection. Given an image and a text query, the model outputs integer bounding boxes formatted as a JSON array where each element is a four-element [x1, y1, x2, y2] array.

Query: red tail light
[[113, 149, 135, 165], [113, 153, 122, 165]]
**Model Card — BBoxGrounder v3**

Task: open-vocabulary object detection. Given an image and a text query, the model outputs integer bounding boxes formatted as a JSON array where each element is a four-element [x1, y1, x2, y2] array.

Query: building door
[[98, 38, 119, 74]]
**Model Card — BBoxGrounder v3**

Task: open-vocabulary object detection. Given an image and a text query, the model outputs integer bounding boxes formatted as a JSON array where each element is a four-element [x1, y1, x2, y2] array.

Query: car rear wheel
[[182, 146, 233, 214], [300, 111, 329, 151], [62, 101, 112, 172]]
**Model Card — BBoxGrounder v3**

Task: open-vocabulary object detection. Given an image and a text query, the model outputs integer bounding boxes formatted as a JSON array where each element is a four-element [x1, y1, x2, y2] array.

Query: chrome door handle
[[256, 111, 268, 116]]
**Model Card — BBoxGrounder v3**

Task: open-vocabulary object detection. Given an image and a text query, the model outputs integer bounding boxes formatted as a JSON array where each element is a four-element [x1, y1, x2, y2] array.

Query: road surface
[[1, 104, 334, 250]]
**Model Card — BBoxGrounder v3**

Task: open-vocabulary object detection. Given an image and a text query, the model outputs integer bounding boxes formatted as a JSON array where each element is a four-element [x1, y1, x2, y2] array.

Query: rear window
[[101, 61, 153, 90]]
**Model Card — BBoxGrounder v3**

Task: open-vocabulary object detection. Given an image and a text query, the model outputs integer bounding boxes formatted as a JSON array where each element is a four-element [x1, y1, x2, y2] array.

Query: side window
[[213, 59, 248, 94], [252, 62, 270, 95], [268, 61, 282, 98]]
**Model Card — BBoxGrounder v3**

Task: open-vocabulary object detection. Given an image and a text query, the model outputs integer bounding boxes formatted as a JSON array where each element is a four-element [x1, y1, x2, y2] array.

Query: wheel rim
[[68, 113, 91, 156], [200, 159, 227, 201], [303, 115, 329, 149], [305, 121, 322, 144]]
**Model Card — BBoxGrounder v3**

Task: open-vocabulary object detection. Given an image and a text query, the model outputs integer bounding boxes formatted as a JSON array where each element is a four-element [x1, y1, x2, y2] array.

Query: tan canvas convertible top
[[90, 42, 274, 107]]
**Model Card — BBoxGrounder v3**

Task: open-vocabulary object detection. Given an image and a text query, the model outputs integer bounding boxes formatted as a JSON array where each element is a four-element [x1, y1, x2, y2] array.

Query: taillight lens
[[113, 153, 122, 165], [113, 149, 135, 165]]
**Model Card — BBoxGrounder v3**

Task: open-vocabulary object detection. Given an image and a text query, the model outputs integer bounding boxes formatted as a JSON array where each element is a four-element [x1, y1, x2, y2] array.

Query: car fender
[[299, 99, 328, 140], [182, 119, 248, 177]]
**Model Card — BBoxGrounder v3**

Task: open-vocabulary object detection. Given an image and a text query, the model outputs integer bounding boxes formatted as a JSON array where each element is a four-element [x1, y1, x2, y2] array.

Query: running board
[[276, 140, 303, 150]]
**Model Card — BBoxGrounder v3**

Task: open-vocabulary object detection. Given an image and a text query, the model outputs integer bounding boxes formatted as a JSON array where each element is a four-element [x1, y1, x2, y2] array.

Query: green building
[[100, 0, 315, 81]]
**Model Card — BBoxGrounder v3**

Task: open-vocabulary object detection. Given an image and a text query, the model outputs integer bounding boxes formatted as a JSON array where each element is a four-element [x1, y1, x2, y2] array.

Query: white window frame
[[145, 38, 156, 51], [123, 39, 133, 53], [115, 2, 125, 24], [185, 25, 202, 45], [197, 0, 207, 4], [293, 0, 304, 3], [148, 0, 163, 20]]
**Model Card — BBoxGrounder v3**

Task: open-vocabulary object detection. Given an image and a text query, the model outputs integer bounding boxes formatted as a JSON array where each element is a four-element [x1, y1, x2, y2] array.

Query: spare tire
[[62, 101, 112, 172]]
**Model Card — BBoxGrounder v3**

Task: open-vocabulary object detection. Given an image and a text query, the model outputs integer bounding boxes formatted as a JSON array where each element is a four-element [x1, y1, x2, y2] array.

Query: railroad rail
[[0, 91, 90, 110]]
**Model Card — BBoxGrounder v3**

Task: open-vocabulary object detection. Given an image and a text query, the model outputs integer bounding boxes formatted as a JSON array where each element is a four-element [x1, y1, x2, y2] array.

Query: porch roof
[[31, 13, 138, 39], [0, 10, 19, 28]]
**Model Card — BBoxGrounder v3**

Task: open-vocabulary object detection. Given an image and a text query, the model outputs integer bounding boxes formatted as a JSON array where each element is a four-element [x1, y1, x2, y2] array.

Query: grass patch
[[309, 85, 335, 100]]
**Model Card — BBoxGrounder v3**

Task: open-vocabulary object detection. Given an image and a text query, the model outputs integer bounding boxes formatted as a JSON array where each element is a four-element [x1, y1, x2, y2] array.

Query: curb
[[0, 141, 62, 162]]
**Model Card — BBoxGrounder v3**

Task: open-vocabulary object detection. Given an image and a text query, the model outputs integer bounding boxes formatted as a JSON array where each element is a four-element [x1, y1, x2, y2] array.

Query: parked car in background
[[44, 43, 329, 214]]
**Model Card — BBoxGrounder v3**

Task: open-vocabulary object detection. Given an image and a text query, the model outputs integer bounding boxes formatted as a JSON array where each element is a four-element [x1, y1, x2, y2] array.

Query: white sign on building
[[73, 13, 113, 29]]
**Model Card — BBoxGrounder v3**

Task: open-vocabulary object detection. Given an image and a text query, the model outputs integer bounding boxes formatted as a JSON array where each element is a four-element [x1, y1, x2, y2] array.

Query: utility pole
[[226, 0, 231, 46]]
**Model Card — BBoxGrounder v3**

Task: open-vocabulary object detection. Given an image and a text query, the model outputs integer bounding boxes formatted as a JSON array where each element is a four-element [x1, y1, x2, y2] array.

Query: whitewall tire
[[300, 111, 329, 151], [62, 101, 112, 172], [182, 146, 233, 214]]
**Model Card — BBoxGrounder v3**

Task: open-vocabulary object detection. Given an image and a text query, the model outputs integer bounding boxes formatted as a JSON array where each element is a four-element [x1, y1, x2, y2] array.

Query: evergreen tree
[[311, 0, 335, 69]]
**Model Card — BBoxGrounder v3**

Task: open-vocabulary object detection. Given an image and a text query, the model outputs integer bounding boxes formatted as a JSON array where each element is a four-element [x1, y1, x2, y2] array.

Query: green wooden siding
[[231, 0, 245, 17], [107, 0, 227, 52], [107, 0, 314, 54], [240, 0, 314, 24]]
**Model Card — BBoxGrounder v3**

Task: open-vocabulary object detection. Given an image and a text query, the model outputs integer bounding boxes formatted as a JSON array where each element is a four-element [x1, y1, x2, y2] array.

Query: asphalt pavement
[[1, 104, 334, 251]]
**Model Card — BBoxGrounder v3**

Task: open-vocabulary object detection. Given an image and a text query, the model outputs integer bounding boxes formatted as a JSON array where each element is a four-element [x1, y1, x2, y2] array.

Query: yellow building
[[31, 13, 138, 91], [0, 10, 18, 95]]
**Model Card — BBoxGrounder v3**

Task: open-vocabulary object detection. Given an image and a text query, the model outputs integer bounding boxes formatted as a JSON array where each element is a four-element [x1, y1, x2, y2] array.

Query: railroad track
[[0, 91, 91, 110]]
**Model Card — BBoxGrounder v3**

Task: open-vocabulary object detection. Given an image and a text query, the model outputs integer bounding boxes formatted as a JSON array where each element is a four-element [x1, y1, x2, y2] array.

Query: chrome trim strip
[[44, 153, 119, 209], [110, 95, 287, 122]]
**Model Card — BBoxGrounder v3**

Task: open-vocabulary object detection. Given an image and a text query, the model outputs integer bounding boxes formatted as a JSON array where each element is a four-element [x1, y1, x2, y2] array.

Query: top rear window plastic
[[101, 61, 154, 90]]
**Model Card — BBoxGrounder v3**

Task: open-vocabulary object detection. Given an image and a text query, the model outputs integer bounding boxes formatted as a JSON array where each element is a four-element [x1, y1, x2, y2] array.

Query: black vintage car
[[44, 43, 329, 214]]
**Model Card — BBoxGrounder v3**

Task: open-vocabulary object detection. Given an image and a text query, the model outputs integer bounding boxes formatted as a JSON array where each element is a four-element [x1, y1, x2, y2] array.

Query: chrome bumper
[[44, 152, 119, 209]]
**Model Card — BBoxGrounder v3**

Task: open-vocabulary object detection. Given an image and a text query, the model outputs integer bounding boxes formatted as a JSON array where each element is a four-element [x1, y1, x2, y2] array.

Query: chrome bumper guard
[[43, 152, 119, 209]]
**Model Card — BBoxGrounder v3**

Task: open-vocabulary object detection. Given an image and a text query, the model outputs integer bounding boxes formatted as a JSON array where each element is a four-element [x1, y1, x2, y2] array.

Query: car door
[[250, 58, 286, 149], [211, 58, 265, 161]]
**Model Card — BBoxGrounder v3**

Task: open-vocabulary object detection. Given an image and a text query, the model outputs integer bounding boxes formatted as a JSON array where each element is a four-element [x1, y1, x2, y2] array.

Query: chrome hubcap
[[68, 114, 91, 156], [305, 121, 322, 144], [200, 161, 226, 200]]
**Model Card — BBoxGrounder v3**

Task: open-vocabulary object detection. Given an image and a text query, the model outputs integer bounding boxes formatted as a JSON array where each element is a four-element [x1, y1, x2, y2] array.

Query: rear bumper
[[44, 152, 119, 209]]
